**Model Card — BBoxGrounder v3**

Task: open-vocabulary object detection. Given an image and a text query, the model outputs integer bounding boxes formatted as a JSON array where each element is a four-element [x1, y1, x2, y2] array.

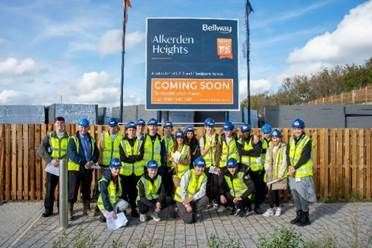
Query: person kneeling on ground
[[219, 158, 255, 217], [174, 157, 208, 224], [97, 158, 129, 223], [137, 160, 166, 222]]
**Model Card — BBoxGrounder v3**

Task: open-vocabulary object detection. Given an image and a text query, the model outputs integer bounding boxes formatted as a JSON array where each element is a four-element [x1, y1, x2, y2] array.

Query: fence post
[[59, 159, 68, 230]]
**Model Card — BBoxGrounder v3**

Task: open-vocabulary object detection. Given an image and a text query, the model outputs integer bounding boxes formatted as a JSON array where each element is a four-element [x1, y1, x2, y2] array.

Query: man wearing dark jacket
[[38, 116, 69, 217], [67, 118, 99, 220], [220, 158, 255, 217], [137, 160, 166, 222]]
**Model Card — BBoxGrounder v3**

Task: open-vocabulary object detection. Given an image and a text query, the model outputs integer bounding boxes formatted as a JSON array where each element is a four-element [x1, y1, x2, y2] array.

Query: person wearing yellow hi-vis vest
[[262, 129, 288, 218], [162, 121, 175, 166], [38, 116, 69, 217], [238, 123, 265, 214], [119, 121, 144, 217], [169, 130, 191, 183], [137, 160, 166, 222], [97, 158, 129, 224], [199, 118, 220, 209], [287, 119, 316, 227], [67, 118, 99, 220], [174, 157, 208, 224], [219, 158, 255, 217], [98, 118, 123, 168]]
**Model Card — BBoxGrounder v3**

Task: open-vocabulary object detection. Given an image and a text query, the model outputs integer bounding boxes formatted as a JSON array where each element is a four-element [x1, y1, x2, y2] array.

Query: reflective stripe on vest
[[120, 139, 144, 176], [143, 135, 161, 166], [49, 133, 69, 159], [97, 177, 122, 211], [240, 138, 263, 172], [174, 144, 190, 178], [174, 169, 206, 202], [219, 136, 239, 168], [101, 131, 122, 167], [224, 171, 248, 198], [138, 176, 162, 201], [67, 136, 95, 171], [289, 135, 313, 178], [202, 133, 218, 168]]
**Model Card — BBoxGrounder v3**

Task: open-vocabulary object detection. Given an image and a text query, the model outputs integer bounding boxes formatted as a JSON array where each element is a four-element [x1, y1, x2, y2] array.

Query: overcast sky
[[0, 0, 371, 106]]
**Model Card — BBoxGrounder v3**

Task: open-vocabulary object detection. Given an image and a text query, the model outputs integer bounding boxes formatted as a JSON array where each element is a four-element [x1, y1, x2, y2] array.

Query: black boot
[[99, 213, 106, 223], [82, 202, 90, 216], [297, 211, 310, 226], [290, 210, 302, 224], [42, 209, 53, 217]]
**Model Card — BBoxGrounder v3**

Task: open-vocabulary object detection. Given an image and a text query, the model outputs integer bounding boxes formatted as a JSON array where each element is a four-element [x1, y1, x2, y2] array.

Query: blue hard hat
[[292, 118, 305, 129], [126, 121, 136, 129], [204, 118, 215, 127], [108, 118, 118, 127], [110, 158, 121, 169], [240, 124, 251, 133], [185, 125, 194, 133], [78, 118, 90, 128], [204, 117, 212, 126], [146, 160, 158, 169], [175, 130, 184, 138], [193, 157, 206, 168], [226, 158, 238, 168], [223, 121, 234, 131], [136, 119, 145, 126], [163, 121, 173, 128], [271, 128, 282, 138], [261, 123, 273, 134], [147, 118, 158, 126]]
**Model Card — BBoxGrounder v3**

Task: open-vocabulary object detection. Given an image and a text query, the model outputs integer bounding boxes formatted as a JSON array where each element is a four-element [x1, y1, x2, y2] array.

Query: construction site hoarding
[[146, 18, 239, 110]]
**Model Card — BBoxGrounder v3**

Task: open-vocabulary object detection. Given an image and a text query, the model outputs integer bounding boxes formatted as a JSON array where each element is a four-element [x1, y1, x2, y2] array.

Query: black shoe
[[290, 210, 302, 225], [42, 211, 53, 217], [297, 211, 310, 226], [254, 207, 264, 215], [99, 214, 106, 223]]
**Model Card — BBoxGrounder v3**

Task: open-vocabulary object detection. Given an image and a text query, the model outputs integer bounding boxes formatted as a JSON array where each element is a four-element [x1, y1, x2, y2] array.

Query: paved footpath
[[1, 202, 371, 248]]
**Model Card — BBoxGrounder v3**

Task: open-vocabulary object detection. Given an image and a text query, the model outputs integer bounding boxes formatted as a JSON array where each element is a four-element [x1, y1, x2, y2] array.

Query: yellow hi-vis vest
[[49, 132, 69, 159], [201, 133, 218, 168], [289, 135, 313, 178], [162, 136, 175, 157], [120, 138, 145, 176], [137, 176, 162, 201], [101, 131, 123, 167], [224, 171, 249, 198], [219, 136, 239, 168], [174, 169, 207, 202], [264, 143, 288, 182], [67, 135, 95, 171], [97, 177, 122, 211], [143, 134, 162, 166], [240, 138, 263, 172], [261, 138, 270, 165], [173, 144, 190, 178]]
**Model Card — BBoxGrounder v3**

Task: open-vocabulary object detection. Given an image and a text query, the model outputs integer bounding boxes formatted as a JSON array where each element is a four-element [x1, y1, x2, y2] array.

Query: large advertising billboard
[[146, 18, 239, 110]]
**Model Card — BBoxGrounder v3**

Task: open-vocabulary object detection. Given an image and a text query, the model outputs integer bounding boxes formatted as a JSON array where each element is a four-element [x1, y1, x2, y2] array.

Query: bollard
[[59, 159, 68, 230]]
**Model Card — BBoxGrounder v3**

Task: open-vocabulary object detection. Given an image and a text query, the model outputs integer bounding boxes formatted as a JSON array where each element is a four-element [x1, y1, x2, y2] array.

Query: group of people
[[38, 116, 316, 227]]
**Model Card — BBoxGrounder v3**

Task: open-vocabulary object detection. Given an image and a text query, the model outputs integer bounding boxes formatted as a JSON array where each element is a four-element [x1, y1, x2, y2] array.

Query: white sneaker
[[151, 212, 160, 222], [139, 214, 147, 222], [262, 208, 274, 217], [274, 207, 282, 216]]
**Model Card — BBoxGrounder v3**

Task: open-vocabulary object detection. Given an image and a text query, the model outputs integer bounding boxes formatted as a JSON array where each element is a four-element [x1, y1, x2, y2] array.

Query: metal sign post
[[59, 159, 68, 230]]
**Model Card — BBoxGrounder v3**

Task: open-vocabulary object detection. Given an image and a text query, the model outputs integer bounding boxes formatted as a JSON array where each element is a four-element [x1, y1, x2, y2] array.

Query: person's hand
[[185, 203, 192, 213], [51, 159, 59, 167], [215, 168, 221, 175], [155, 202, 161, 212], [288, 166, 296, 177], [220, 195, 227, 204], [183, 197, 192, 205]]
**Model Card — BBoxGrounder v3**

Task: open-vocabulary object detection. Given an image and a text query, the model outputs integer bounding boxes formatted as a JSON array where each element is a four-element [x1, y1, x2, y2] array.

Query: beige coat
[[264, 142, 288, 190]]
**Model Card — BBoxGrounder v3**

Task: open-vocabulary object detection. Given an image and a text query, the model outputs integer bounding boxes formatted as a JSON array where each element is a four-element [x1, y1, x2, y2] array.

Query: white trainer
[[274, 207, 282, 216], [262, 208, 274, 217], [139, 214, 147, 222]]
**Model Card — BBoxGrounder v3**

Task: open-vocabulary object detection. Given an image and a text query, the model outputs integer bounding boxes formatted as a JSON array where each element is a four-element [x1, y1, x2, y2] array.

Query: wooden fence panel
[[0, 125, 4, 201]]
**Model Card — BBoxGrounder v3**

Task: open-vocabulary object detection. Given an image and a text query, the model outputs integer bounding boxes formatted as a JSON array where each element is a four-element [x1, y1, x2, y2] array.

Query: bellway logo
[[202, 24, 232, 34]]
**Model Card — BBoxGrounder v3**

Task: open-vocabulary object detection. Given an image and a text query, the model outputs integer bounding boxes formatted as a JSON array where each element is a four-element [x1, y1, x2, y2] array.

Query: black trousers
[[68, 170, 93, 204], [222, 193, 252, 210], [249, 170, 267, 208], [120, 174, 140, 210], [44, 172, 59, 213], [268, 189, 281, 208], [206, 171, 224, 203]]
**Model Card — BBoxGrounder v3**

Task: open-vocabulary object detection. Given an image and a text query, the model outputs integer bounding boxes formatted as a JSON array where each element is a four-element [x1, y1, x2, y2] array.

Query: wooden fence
[[0, 124, 371, 201], [307, 85, 372, 105]]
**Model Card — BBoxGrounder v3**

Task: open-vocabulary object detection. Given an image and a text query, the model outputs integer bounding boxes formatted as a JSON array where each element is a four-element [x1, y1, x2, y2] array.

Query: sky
[[0, 0, 371, 106]]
